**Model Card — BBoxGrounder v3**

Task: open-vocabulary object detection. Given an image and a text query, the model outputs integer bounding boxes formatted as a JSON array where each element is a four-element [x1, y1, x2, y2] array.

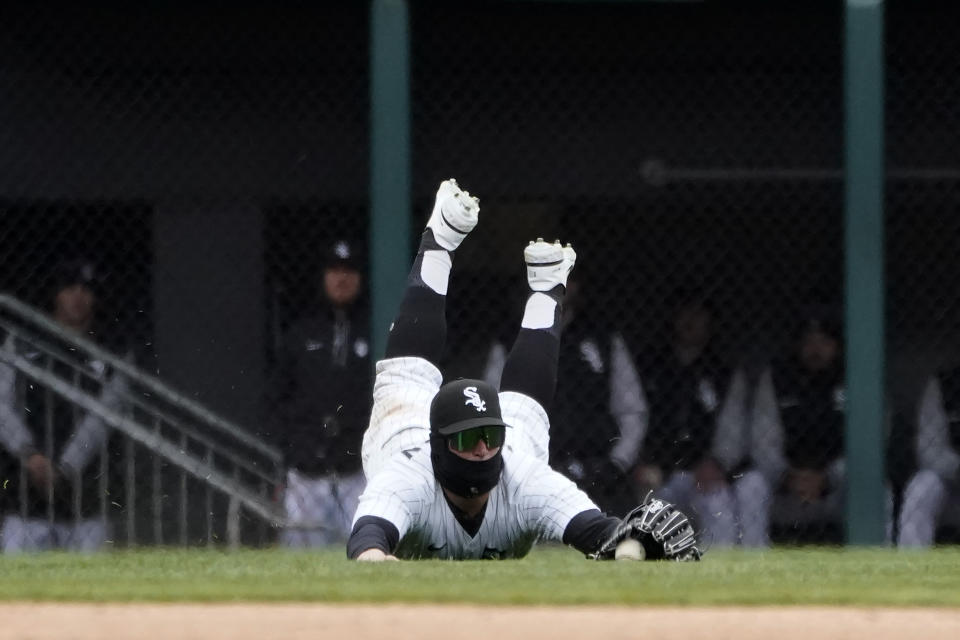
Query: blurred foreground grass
[[1, 546, 958, 606]]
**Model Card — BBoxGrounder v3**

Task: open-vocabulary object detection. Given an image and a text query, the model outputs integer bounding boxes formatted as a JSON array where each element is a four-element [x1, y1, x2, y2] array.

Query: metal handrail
[[0, 294, 282, 462], [0, 319, 278, 484], [0, 294, 291, 536], [0, 345, 286, 526], [0, 320, 275, 481], [119, 393, 279, 484]]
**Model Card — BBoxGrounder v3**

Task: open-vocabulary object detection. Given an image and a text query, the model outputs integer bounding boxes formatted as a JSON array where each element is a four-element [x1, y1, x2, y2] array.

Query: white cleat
[[525, 238, 576, 291], [426, 178, 480, 251]]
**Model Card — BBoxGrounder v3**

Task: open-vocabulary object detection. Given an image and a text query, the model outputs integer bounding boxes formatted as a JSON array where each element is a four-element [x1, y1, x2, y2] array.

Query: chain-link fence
[[0, 1, 955, 551], [887, 1, 960, 546]]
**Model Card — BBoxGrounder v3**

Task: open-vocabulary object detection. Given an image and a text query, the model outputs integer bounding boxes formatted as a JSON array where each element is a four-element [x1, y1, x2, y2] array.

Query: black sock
[[383, 230, 452, 365], [499, 287, 566, 409]]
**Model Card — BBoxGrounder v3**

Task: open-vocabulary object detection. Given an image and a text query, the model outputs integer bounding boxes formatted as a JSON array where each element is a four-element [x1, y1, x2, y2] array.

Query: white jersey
[[353, 356, 598, 559]]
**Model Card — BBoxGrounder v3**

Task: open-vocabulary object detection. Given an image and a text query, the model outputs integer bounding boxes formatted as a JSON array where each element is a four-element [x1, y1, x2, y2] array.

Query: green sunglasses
[[448, 425, 507, 452]]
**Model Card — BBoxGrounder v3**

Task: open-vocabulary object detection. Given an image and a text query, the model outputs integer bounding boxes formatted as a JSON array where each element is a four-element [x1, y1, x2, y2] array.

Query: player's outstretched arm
[[562, 508, 621, 556], [347, 515, 401, 561]]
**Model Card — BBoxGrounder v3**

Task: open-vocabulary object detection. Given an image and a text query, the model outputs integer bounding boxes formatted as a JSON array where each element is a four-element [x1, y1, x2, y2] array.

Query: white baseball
[[614, 538, 645, 561]]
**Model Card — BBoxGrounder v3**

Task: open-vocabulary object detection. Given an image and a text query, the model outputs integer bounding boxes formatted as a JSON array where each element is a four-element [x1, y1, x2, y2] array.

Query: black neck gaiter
[[430, 434, 503, 498]]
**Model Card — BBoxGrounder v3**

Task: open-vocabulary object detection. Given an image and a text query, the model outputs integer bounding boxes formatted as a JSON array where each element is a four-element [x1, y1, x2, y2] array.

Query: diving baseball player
[[347, 179, 701, 562]]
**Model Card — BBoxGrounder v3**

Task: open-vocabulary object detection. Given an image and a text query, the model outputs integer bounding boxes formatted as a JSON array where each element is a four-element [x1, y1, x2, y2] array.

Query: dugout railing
[[0, 294, 286, 547]]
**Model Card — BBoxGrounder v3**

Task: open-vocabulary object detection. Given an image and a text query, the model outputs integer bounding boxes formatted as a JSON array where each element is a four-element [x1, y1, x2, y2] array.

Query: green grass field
[[2, 546, 959, 606]]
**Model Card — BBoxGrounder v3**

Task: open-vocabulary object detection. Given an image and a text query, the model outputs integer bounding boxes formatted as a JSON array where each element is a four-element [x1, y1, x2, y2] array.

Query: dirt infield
[[1, 604, 959, 640]]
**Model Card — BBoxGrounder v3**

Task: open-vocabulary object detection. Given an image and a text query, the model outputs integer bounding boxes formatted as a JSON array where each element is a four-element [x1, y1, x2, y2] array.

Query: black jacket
[[636, 345, 731, 472], [264, 304, 373, 475], [550, 319, 618, 466], [769, 357, 845, 471]]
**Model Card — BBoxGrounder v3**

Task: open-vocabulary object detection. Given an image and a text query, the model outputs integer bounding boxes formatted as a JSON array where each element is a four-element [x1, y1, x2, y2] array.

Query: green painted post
[[844, 0, 886, 545], [369, 0, 412, 361]]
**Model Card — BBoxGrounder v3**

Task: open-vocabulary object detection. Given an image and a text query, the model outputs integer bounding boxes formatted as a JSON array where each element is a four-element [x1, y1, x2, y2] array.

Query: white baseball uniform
[[352, 356, 599, 559]]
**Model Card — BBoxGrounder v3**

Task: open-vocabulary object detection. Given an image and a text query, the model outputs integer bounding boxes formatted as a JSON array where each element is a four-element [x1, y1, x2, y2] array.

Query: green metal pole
[[369, 0, 412, 361], [844, 0, 886, 545]]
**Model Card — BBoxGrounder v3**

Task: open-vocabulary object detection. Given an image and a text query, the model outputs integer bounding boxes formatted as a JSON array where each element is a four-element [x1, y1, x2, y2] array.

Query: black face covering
[[430, 434, 503, 498]]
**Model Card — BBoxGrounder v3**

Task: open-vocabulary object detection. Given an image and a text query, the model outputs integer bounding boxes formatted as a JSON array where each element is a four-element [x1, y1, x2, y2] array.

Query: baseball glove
[[591, 492, 702, 562]]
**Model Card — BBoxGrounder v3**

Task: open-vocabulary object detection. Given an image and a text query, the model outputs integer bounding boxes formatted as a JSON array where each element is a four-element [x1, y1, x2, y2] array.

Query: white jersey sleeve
[[353, 444, 435, 538], [501, 446, 599, 542]]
